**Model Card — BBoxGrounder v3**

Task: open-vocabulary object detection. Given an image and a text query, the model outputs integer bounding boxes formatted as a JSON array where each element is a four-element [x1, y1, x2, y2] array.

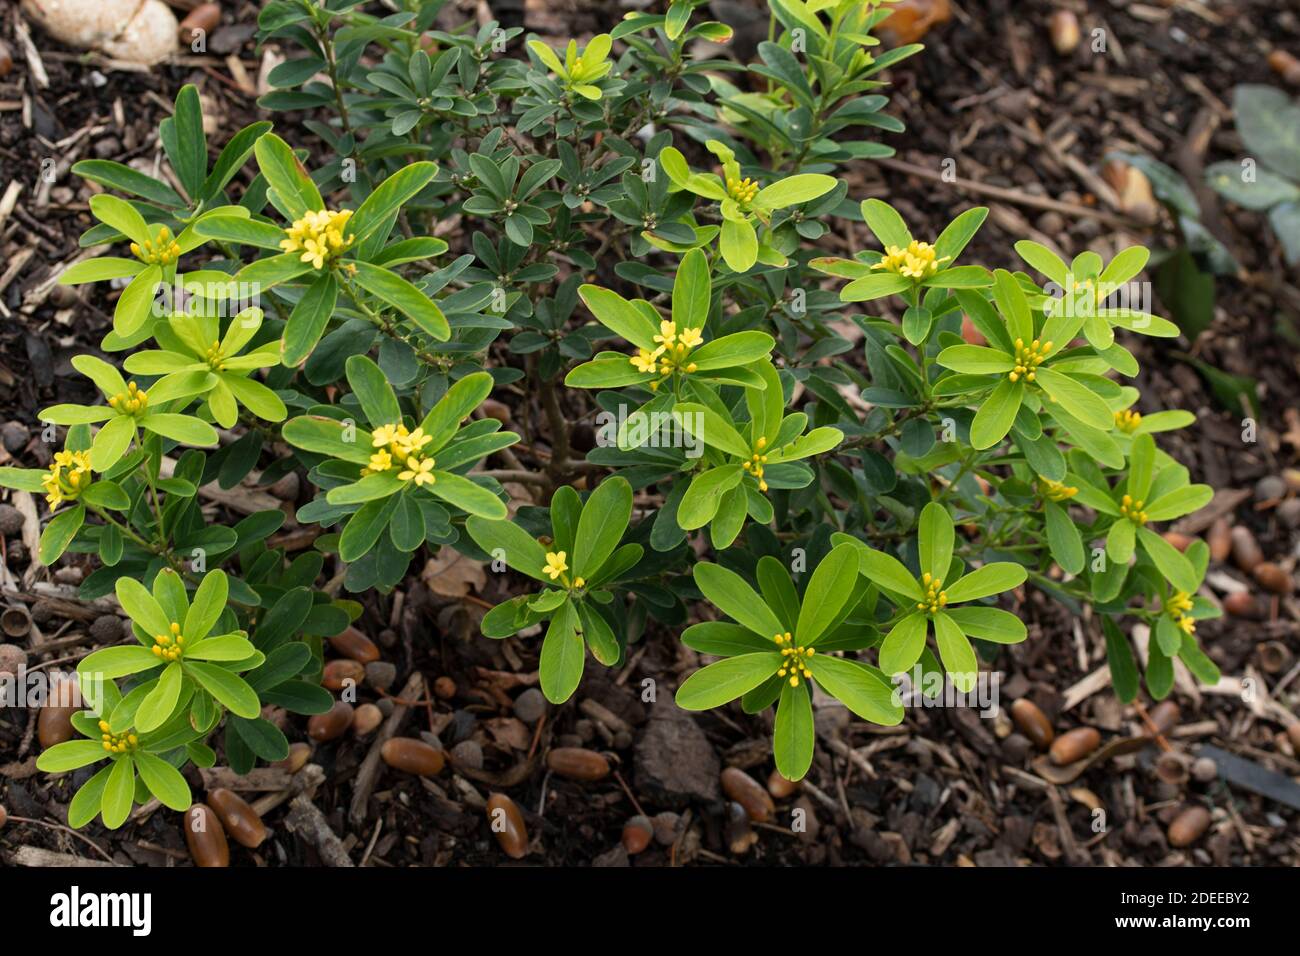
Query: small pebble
[[513, 688, 547, 723]]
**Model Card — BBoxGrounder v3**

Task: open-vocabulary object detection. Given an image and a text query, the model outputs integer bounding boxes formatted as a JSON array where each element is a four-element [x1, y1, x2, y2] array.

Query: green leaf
[[185, 661, 260, 718], [672, 247, 711, 330], [943, 606, 1026, 643], [936, 345, 1013, 374], [40, 505, 85, 565], [420, 371, 493, 452], [694, 563, 785, 638], [944, 562, 1026, 603], [796, 543, 860, 646], [681, 621, 775, 657], [840, 272, 912, 302], [428, 471, 506, 519], [185, 634, 256, 661], [350, 261, 450, 341], [918, 502, 954, 583], [860, 198, 911, 248], [933, 612, 978, 692], [254, 132, 322, 218], [79, 644, 161, 680], [677, 464, 744, 530], [1101, 616, 1139, 703], [539, 600, 584, 704], [101, 755, 136, 829], [851, 544, 924, 600], [1034, 367, 1114, 431], [89, 194, 150, 246], [574, 477, 632, 579], [807, 655, 903, 725], [675, 652, 783, 709], [467, 516, 551, 583], [577, 602, 620, 666], [72, 160, 186, 208], [1137, 526, 1199, 592], [350, 162, 438, 245], [992, 268, 1032, 343], [1044, 501, 1084, 575], [934, 207, 988, 264], [576, 285, 658, 350], [117, 576, 174, 635], [1106, 518, 1137, 564], [877, 612, 928, 676], [345, 355, 401, 428], [59, 257, 146, 285], [36, 740, 109, 773], [132, 750, 192, 811], [773, 682, 814, 780], [134, 662, 183, 732], [114, 266, 162, 336], [282, 271, 338, 366], [719, 218, 758, 272], [68, 765, 113, 828], [339, 495, 400, 562], [283, 415, 371, 464], [755, 174, 837, 209]]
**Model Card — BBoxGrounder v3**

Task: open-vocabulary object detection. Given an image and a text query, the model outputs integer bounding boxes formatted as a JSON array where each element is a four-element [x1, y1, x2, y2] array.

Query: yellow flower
[[130, 225, 181, 266], [543, 551, 568, 580], [1037, 476, 1078, 502], [397, 456, 436, 487], [150, 621, 185, 662], [914, 571, 948, 614], [630, 348, 662, 373], [372, 424, 401, 447], [1167, 589, 1196, 636], [280, 209, 355, 270], [106, 381, 149, 416], [1115, 409, 1142, 434], [677, 326, 704, 349], [654, 321, 677, 349], [41, 449, 93, 509], [871, 240, 950, 281], [1119, 494, 1148, 525], [396, 426, 432, 454], [367, 449, 393, 473]]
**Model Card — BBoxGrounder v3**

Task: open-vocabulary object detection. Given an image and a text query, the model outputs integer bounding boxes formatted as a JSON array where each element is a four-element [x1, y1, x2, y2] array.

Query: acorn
[[545, 747, 610, 782], [1010, 699, 1054, 750], [1049, 727, 1101, 766], [178, 2, 221, 46], [272, 741, 313, 773], [621, 815, 653, 855], [1048, 10, 1081, 54], [307, 701, 353, 742], [1206, 518, 1232, 563], [1223, 591, 1262, 619], [208, 788, 267, 849], [767, 768, 800, 799], [322, 658, 365, 691], [1268, 49, 1300, 86], [486, 792, 528, 859], [1161, 531, 1192, 553], [352, 702, 383, 736], [328, 626, 380, 664], [1167, 805, 1211, 848], [380, 737, 445, 776], [720, 767, 774, 823], [184, 804, 230, 867], [1252, 561, 1292, 595], [433, 676, 457, 699], [1230, 526, 1263, 572]]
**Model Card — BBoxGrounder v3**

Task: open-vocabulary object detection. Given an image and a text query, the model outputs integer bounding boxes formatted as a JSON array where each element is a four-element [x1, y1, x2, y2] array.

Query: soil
[[1, 0, 1299, 868]]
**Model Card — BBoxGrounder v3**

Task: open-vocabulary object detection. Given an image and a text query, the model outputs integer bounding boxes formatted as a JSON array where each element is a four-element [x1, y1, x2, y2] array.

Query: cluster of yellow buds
[[365, 424, 436, 485], [871, 240, 950, 281], [1119, 493, 1148, 525], [742, 436, 770, 492], [1037, 476, 1078, 502], [1165, 590, 1196, 636], [151, 622, 185, 661], [773, 632, 814, 687], [916, 572, 947, 614], [107, 381, 149, 416], [1114, 409, 1142, 434], [99, 720, 138, 754], [41, 449, 93, 509], [1009, 338, 1052, 383], [204, 339, 228, 372], [726, 175, 760, 206], [628, 320, 704, 387], [131, 225, 181, 266], [280, 209, 355, 270]]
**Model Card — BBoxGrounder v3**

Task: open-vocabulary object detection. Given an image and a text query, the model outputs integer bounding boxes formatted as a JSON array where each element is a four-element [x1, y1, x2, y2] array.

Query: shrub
[[2, 0, 1220, 826]]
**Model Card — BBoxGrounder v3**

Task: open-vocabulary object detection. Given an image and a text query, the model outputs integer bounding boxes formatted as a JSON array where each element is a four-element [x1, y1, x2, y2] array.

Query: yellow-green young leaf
[[755, 174, 837, 210], [184, 662, 260, 718], [79, 644, 162, 680], [565, 356, 654, 389], [1014, 239, 1069, 288], [1145, 484, 1213, 522], [877, 612, 928, 676], [933, 612, 978, 693], [796, 543, 860, 646], [773, 682, 814, 780], [944, 606, 1028, 644], [719, 218, 758, 272], [936, 345, 1014, 375], [860, 198, 911, 249], [688, 330, 774, 370], [39, 505, 85, 566], [420, 371, 494, 452], [134, 661, 183, 732], [328, 472, 405, 507], [577, 285, 659, 351], [78, 478, 128, 509], [673, 403, 749, 459], [1034, 367, 1114, 431], [116, 577, 173, 636], [527, 39, 566, 75], [918, 502, 954, 583], [68, 764, 113, 828], [934, 207, 988, 264], [1128, 432, 1156, 503], [114, 266, 162, 337], [573, 476, 632, 579], [1137, 527, 1199, 593], [943, 562, 1027, 603], [539, 600, 584, 703], [991, 268, 1032, 343], [60, 257, 146, 285], [672, 247, 711, 329], [89, 194, 151, 246], [282, 415, 372, 464], [35, 740, 110, 773], [0, 467, 49, 493], [747, 360, 785, 446], [1177, 632, 1220, 686], [805, 655, 903, 725], [694, 562, 785, 638], [970, 377, 1023, 450], [1099, 246, 1150, 288], [1106, 517, 1136, 564], [675, 652, 783, 710], [133, 750, 192, 811], [140, 413, 219, 448], [184, 634, 256, 662], [840, 272, 912, 302], [192, 215, 286, 250], [851, 544, 923, 600], [677, 464, 744, 530], [100, 755, 136, 829], [222, 375, 287, 422]]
